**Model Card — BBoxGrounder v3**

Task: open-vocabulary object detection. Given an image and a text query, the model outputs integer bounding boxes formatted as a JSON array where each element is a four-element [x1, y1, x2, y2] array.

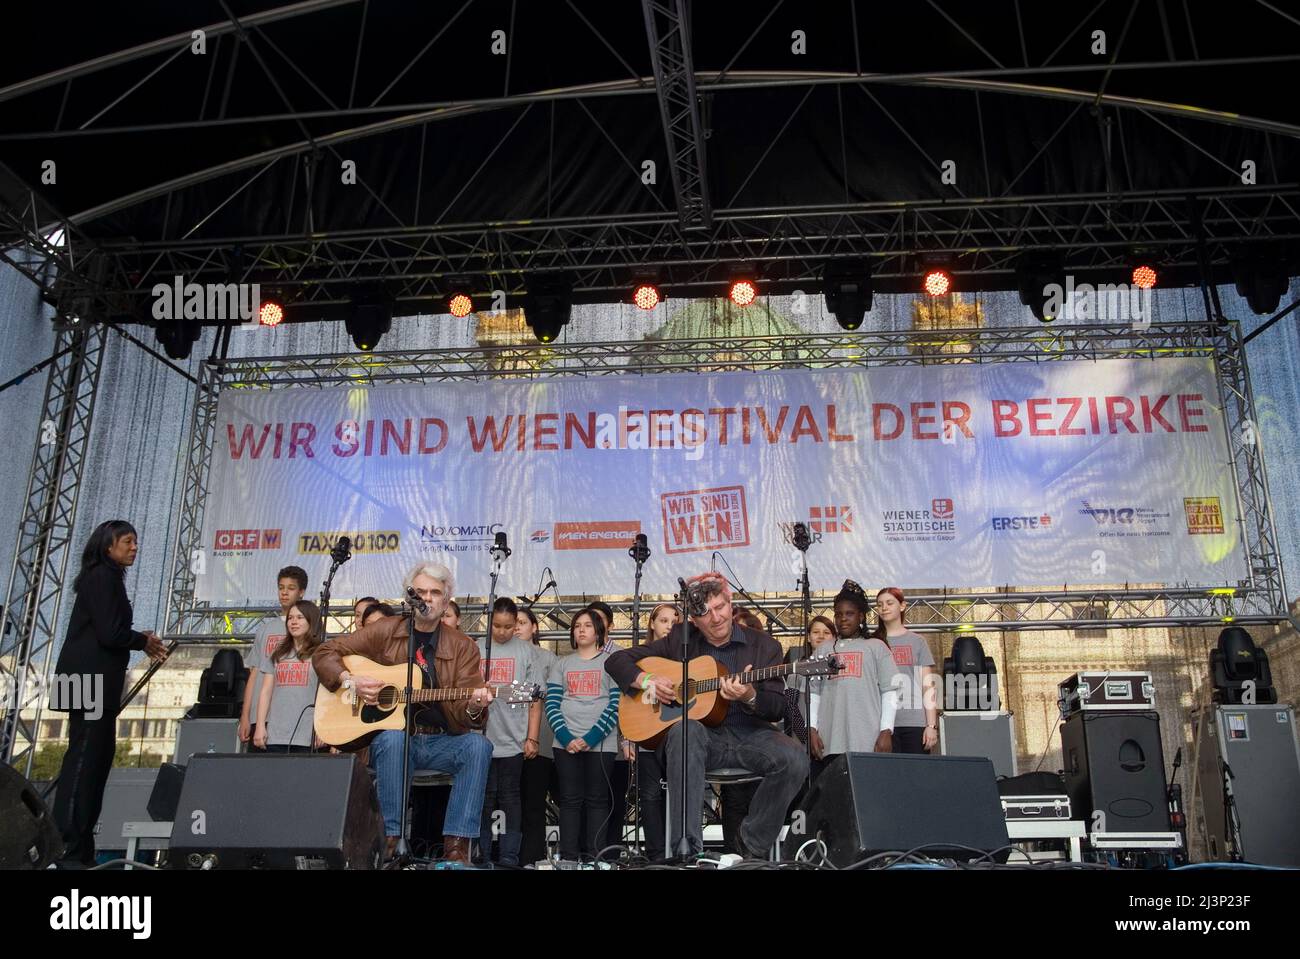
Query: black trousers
[[52, 710, 116, 865], [553, 749, 616, 859], [263, 744, 312, 753], [892, 726, 927, 754], [636, 748, 666, 857], [479, 754, 525, 865], [519, 753, 556, 864]]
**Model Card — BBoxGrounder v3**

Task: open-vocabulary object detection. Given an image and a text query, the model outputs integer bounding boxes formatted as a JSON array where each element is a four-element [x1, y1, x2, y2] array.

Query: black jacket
[[52, 564, 147, 713]]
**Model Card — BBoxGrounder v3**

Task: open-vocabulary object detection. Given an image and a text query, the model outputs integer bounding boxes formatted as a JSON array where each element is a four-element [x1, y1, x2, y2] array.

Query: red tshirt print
[[275, 661, 311, 686], [264, 634, 284, 659], [831, 651, 863, 679], [566, 669, 602, 697], [480, 659, 516, 685], [891, 645, 915, 668]]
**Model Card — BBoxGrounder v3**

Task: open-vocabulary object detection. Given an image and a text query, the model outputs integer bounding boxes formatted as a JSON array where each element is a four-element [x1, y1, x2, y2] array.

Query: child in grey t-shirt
[[812, 635, 903, 757], [253, 600, 323, 751]]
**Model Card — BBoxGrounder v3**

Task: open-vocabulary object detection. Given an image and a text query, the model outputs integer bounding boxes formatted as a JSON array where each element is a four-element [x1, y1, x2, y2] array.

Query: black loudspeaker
[[800, 753, 1009, 866], [1061, 711, 1170, 832], [0, 764, 63, 869], [166, 754, 383, 869]]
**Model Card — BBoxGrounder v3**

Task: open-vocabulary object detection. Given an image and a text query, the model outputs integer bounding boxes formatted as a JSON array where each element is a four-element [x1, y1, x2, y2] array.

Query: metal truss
[[50, 185, 1297, 311], [162, 321, 1290, 638], [642, 0, 711, 230], [0, 325, 108, 770]]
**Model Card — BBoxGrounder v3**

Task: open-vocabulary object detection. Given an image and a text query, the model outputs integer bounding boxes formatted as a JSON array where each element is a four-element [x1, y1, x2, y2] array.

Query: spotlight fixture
[[923, 268, 952, 297], [1016, 254, 1066, 323], [346, 290, 393, 351], [524, 274, 573, 344], [821, 260, 873, 331], [728, 276, 757, 307], [1231, 249, 1290, 316], [633, 282, 661, 311], [156, 318, 200, 360], [258, 299, 284, 327], [1131, 263, 1158, 290], [448, 292, 474, 318]]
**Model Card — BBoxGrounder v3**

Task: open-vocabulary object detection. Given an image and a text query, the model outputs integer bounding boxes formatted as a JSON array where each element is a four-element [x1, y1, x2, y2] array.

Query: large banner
[[195, 357, 1247, 603]]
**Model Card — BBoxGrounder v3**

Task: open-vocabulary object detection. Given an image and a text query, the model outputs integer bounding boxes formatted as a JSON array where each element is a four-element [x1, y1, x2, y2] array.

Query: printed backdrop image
[[195, 357, 1247, 603]]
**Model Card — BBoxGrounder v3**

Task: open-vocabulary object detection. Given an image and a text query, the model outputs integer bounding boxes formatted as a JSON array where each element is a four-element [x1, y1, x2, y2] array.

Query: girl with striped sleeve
[[546, 609, 621, 860]]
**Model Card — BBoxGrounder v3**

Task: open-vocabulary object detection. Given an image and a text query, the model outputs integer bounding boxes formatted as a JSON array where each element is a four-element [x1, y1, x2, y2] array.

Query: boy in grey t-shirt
[[476, 599, 541, 866]]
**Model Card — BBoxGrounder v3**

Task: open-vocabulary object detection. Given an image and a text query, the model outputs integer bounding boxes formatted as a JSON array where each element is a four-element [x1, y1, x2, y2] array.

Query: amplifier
[[1001, 794, 1071, 821], [1058, 672, 1154, 718]]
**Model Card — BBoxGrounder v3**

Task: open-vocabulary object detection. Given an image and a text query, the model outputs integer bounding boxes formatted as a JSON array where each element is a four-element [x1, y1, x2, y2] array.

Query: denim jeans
[[369, 729, 492, 838], [479, 753, 525, 865]]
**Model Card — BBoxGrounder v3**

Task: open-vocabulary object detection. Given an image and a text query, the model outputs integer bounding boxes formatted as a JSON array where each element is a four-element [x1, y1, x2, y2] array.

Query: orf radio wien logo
[[213, 528, 282, 556]]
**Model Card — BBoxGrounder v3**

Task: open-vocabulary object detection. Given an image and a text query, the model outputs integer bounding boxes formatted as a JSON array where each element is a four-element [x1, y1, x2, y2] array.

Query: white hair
[[403, 561, 455, 598]]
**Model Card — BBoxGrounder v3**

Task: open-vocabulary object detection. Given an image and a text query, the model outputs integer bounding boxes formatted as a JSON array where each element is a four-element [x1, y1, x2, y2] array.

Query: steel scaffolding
[[0, 325, 109, 769]]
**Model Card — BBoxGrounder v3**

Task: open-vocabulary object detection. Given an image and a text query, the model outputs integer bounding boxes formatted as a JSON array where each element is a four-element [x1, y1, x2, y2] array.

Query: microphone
[[678, 577, 708, 618], [405, 586, 429, 617], [330, 535, 353, 565], [791, 522, 811, 552], [490, 531, 511, 563], [628, 532, 650, 564]]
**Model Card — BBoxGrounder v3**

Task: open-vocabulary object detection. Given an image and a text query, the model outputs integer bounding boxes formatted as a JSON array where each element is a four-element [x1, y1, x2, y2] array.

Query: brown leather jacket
[[312, 615, 486, 734]]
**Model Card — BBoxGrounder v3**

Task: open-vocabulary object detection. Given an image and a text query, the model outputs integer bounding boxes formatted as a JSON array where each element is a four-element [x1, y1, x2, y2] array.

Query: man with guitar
[[312, 562, 494, 865], [606, 572, 807, 859]]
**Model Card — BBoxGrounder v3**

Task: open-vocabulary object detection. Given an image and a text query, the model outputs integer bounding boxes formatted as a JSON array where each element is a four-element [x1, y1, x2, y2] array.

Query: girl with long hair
[[254, 600, 325, 752], [545, 609, 621, 860], [872, 587, 938, 754]]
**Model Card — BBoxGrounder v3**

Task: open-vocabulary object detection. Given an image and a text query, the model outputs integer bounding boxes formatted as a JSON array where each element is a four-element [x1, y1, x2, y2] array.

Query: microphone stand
[[712, 551, 783, 636], [792, 523, 814, 793], [674, 579, 696, 860], [393, 589, 427, 868], [320, 538, 352, 636], [627, 536, 651, 854], [483, 540, 510, 686]]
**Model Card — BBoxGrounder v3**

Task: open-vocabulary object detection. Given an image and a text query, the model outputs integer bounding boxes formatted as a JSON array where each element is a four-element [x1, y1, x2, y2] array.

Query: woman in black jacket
[[51, 520, 168, 865]]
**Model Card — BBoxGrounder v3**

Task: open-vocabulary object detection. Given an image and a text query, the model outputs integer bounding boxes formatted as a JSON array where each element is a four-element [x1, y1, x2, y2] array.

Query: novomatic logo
[[298, 531, 401, 554], [661, 485, 750, 555], [554, 520, 642, 550], [214, 529, 282, 555], [1184, 497, 1225, 535], [418, 522, 503, 554]]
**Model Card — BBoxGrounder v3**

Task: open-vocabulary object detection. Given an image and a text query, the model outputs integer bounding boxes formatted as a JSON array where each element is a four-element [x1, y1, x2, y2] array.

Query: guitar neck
[[693, 662, 796, 693], [403, 684, 511, 704]]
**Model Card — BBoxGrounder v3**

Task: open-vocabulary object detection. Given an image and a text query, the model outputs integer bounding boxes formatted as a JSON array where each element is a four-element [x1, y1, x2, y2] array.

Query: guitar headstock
[[500, 682, 543, 707], [798, 655, 844, 679]]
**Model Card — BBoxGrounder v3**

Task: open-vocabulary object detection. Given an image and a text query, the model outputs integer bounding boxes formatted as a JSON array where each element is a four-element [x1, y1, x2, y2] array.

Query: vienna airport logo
[[152, 275, 261, 323]]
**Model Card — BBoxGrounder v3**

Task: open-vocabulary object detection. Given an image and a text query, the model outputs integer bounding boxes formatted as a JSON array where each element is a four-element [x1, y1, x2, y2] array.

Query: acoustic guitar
[[315, 654, 542, 750], [618, 654, 841, 748]]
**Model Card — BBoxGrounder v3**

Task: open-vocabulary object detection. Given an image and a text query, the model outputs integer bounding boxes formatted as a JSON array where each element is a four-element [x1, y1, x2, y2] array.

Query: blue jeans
[[370, 729, 493, 838]]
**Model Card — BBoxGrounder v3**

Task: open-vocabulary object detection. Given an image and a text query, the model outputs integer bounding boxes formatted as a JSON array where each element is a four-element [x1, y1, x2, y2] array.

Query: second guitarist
[[312, 562, 494, 865], [605, 572, 808, 860]]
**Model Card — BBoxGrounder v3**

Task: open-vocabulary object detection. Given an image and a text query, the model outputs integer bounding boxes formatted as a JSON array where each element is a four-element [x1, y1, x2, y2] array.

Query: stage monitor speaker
[[167, 754, 382, 869], [800, 753, 1008, 867], [148, 763, 186, 822], [1061, 711, 1170, 833], [0, 764, 63, 869]]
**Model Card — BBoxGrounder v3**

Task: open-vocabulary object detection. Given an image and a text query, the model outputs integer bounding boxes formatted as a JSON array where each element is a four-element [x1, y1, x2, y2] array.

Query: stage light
[[1231, 251, 1289, 315], [524, 274, 573, 344], [729, 278, 757, 307], [346, 292, 393, 351], [448, 292, 474, 318], [1016, 255, 1066, 323], [1131, 264, 1158, 290], [923, 268, 952, 297], [258, 299, 284, 327], [633, 283, 661, 311], [822, 260, 873, 331], [156, 318, 200, 360]]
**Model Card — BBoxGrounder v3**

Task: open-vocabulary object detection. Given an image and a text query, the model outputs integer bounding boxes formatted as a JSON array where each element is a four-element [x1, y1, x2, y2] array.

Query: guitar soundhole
[[377, 687, 398, 709]]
